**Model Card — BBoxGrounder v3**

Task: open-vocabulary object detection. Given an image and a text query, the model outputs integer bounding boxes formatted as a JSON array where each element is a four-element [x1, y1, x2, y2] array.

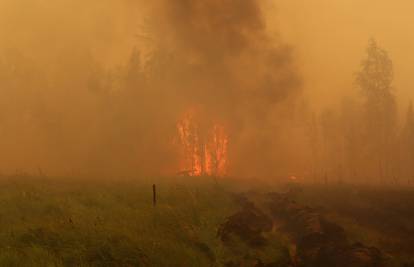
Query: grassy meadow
[[0, 176, 241, 266], [0, 176, 412, 266]]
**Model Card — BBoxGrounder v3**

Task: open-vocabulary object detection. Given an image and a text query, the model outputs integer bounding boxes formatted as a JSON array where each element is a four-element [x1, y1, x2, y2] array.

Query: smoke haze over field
[[0, 0, 413, 181]]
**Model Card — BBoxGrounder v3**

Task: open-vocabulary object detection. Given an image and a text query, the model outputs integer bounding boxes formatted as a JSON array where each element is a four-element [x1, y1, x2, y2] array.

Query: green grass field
[[0, 176, 242, 266], [0, 177, 412, 267]]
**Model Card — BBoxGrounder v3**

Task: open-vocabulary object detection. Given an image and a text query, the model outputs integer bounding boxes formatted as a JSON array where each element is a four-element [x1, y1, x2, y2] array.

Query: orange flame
[[177, 109, 228, 176]]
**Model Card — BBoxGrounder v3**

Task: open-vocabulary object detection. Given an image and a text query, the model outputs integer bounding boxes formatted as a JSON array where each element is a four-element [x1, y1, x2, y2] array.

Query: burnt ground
[[291, 184, 414, 264], [217, 185, 414, 267]]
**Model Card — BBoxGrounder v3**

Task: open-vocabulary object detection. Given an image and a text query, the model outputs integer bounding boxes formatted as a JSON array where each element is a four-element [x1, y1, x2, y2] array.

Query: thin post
[[152, 184, 157, 206]]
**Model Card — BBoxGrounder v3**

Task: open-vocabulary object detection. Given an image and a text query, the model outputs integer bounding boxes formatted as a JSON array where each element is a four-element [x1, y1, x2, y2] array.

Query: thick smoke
[[0, 0, 306, 178], [145, 0, 304, 177]]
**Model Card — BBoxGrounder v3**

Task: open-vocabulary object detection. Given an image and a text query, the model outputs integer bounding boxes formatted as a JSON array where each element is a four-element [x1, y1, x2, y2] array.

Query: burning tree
[[177, 109, 228, 177]]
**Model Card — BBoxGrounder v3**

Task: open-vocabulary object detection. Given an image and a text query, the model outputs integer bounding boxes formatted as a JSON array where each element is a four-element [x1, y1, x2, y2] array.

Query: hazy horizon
[[0, 0, 412, 182]]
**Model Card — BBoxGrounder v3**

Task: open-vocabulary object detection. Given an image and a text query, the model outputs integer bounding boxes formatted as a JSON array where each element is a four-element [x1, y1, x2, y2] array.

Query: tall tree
[[356, 39, 397, 181], [401, 101, 414, 182], [403, 101, 414, 142]]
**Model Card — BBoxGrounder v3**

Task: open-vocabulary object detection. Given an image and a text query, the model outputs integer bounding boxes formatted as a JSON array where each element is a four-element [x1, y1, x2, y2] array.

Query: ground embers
[[218, 195, 273, 247], [267, 192, 386, 267]]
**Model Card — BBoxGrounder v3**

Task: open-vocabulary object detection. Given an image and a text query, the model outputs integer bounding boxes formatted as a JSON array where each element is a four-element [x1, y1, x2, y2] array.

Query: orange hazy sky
[[0, 0, 412, 109], [271, 0, 414, 110], [0, 0, 411, 176]]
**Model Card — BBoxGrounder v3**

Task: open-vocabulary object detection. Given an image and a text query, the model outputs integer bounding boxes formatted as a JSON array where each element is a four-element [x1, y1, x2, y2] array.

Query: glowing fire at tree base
[[177, 109, 228, 177]]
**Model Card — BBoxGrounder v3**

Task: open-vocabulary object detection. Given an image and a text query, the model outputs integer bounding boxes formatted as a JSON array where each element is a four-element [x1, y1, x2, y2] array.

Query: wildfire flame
[[177, 109, 228, 176]]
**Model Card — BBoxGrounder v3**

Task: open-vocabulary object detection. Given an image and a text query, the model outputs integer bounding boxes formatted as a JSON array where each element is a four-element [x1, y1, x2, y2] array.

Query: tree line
[[308, 39, 414, 185]]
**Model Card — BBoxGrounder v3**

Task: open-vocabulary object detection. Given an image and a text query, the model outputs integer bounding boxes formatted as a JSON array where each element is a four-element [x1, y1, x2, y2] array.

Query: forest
[[0, 0, 413, 266]]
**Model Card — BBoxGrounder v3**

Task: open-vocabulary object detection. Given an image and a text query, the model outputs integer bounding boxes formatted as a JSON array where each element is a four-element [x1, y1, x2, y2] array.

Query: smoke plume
[[144, 0, 303, 177], [0, 0, 305, 178]]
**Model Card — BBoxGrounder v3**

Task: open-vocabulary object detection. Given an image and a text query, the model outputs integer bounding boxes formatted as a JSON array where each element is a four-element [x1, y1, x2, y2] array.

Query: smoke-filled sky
[[0, 0, 412, 178], [1, 0, 412, 105], [271, 0, 414, 109]]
